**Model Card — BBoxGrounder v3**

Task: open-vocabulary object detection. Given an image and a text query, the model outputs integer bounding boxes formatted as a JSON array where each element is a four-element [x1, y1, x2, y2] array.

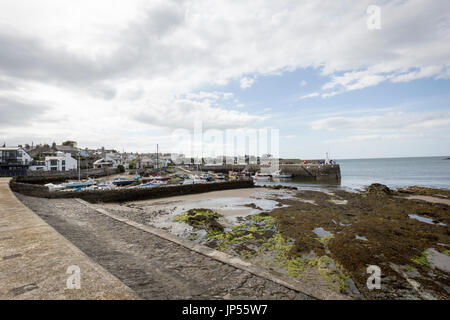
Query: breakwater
[[201, 164, 341, 180], [10, 179, 254, 203]]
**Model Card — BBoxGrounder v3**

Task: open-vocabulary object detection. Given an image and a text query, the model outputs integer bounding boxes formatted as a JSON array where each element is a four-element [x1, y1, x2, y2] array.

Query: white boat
[[253, 172, 271, 181], [272, 170, 292, 178], [151, 179, 168, 185], [183, 175, 207, 184], [214, 173, 225, 180], [44, 183, 66, 192]]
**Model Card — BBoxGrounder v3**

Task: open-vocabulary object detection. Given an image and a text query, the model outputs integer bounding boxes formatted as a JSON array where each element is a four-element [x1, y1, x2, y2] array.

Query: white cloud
[[310, 111, 450, 132], [325, 133, 425, 143], [240, 77, 255, 89], [0, 0, 449, 151], [300, 92, 319, 99]]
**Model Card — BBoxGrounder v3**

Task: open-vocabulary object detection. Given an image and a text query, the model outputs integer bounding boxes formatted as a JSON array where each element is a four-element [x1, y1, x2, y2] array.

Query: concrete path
[[16, 193, 313, 300], [0, 178, 138, 300]]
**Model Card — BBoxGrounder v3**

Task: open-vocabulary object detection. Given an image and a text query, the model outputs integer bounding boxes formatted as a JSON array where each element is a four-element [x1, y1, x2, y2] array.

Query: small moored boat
[[272, 170, 292, 178]]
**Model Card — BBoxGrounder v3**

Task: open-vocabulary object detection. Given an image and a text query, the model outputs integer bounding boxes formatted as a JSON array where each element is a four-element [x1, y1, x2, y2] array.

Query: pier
[[200, 164, 341, 180]]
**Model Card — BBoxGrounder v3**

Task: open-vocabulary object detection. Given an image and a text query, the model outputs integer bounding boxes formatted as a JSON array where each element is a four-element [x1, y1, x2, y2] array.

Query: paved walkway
[[0, 178, 138, 299], [16, 193, 313, 300]]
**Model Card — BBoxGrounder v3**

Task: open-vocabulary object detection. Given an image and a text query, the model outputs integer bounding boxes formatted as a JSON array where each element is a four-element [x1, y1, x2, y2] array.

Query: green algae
[[177, 208, 351, 294], [174, 208, 219, 224], [411, 251, 429, 267], [174, 208, 223, 231]]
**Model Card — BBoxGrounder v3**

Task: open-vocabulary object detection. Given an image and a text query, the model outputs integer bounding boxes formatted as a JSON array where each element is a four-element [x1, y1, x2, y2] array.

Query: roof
[[45, 157, 65, 160], [56, 145, 78, 152], [93, 158, 113, 164], [0, 147, 21, 151]]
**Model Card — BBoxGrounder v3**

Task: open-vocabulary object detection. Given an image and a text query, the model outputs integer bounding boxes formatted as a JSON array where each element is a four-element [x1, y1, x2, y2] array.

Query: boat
[[44, 183, 66, 192], [64, 180, 97, 189], [201, 173, 213, 181], [213, 173, 225, 180], [112, 178, 135, 186], [253, 172, 271, 181], [272, 170, 292, 178], [183, 175, 207, 184], [97, 182, 116, 189], [150, 179, 168, 185], [142, 176, 169, 184], [134, 182, 155, 189]]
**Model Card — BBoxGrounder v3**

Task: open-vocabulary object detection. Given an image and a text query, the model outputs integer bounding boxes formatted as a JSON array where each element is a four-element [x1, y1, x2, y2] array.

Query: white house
[[93, 152, 128, 169], [0, 147, 33, 176], [0, 147, 33, 165], [30, 151, 77, 171]]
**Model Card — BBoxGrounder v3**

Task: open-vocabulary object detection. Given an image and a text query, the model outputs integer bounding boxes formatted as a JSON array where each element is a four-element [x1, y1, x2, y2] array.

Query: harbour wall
[[10, 179, 254, 204], [201, 164, 341, 180]]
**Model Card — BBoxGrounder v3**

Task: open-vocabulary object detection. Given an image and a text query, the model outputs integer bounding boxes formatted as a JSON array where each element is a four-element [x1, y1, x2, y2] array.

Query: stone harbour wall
[[10, 179, 255, 203], [201, 164, 341, 180]]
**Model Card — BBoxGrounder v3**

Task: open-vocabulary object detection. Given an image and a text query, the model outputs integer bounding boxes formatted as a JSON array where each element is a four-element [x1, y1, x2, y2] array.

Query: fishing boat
[[271, 170, 292, 178]]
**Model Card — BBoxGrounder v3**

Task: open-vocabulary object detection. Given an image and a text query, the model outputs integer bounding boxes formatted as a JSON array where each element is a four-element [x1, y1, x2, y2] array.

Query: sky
[[0, 0, 449, 159]]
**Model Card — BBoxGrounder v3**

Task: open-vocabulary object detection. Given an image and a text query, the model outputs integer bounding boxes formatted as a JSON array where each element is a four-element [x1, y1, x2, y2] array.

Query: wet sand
[[404, 195, 450, 206]]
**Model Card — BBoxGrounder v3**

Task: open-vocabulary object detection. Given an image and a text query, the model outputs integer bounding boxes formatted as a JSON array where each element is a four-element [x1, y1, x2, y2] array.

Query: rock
[[366, 183, 394, 196], [424, 248, 450, 273]]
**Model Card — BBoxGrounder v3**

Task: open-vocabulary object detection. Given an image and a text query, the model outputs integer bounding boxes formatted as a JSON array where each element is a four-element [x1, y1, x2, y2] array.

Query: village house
[[29, 151, 77, 172], [0, 146, 33, 176]]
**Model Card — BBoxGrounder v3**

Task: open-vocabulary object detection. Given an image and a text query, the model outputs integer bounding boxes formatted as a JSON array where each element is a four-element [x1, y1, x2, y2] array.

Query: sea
[[255, 156, 450, 191]]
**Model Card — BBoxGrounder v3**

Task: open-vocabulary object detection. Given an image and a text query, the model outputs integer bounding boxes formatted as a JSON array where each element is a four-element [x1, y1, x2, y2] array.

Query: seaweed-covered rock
[[174, 208, 224, 232], [365, 183, 394, 196]]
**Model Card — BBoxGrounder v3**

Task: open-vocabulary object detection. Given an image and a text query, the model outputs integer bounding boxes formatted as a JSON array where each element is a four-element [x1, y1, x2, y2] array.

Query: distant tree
[[117, 165, 125, 173], [62, 140, 77, 147]]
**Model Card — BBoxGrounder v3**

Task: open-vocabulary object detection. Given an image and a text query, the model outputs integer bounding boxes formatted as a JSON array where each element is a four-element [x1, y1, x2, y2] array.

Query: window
[[50, 160, 58, 166], [62, 167, 65, 171], [51, 167, 57, 171], [62, 160, 66, 165]]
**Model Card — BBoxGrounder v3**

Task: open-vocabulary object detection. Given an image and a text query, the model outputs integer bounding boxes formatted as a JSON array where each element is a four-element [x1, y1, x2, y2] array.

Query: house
[[139, 156, 154, 168], [0, 147, 33, 176], [29, 151, 77, 172], [93, 152, 128, 169], [55, 145, 78, 157], [93, 158, 114, 169]]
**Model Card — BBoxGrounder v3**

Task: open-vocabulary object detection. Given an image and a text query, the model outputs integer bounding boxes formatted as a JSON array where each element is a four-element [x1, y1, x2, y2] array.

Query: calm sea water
[[255, 156, 450, 191]]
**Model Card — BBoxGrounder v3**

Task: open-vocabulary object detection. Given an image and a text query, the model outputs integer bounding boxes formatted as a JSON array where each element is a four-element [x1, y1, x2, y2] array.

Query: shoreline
[[13, 183, 450, 300], [91, 183, 449, 300]]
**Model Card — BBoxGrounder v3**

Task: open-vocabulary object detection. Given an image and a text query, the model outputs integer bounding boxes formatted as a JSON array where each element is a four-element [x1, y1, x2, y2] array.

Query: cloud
[[0, 0, 449, 151], [134, 97, 265, 130], [310, 111, 450, 132], [300, 92, 319, 99], [0, 96, 49, 126], [240, 77, 255, 89], [325, 133, 425, 143]]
